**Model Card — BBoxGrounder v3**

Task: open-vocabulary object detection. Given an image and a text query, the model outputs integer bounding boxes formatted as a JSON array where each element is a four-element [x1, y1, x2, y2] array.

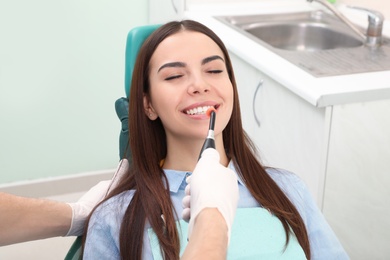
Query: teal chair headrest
[[124, 24, 161, 97]]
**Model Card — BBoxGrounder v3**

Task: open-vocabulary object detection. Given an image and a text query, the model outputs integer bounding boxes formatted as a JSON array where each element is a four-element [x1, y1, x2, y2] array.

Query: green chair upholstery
[[117, 24, 161, 161], [124, 24, 161, 98], [115, 97, 131, 161], [64, 236, 83, 260], [64, 24, 160, 260]]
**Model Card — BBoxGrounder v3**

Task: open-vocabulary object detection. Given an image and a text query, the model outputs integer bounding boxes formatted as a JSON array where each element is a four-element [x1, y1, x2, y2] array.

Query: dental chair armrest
[[115, 97, 131, 161]]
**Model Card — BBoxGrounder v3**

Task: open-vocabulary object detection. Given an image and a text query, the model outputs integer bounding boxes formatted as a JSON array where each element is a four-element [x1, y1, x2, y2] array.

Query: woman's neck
[[162, 134, 229, 171]]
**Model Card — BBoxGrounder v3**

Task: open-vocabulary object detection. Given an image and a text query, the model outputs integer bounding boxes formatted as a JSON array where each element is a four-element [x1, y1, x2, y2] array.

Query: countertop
[[184, 1, 390, 107]]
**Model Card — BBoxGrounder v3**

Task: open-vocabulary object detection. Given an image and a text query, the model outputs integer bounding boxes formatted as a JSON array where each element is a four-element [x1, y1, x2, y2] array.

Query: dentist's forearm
[[0, 192, 71, 246], [181, 208, 228, 260]]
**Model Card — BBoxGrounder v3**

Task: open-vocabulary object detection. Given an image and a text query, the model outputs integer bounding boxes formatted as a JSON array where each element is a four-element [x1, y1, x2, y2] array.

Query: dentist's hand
[[65, 159, 128, 236], [182, 148, 239, 242]]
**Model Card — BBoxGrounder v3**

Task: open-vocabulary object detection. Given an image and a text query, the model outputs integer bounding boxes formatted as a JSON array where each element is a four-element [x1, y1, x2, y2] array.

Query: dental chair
[[64, 24, 160, 260]]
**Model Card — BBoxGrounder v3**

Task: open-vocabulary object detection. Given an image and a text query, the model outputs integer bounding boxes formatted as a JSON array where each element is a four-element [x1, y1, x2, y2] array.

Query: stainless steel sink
[[218, 11, 364, 51], [243, 21, 363, 51], [216, 10, 390, 77]]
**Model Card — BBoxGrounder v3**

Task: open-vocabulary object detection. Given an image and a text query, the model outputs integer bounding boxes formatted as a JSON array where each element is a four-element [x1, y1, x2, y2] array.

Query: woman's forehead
[[150, 30, 224, 65]]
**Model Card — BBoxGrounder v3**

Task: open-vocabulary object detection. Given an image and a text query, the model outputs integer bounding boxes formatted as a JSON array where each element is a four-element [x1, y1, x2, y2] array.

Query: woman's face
[[145, 30, 234, 142]]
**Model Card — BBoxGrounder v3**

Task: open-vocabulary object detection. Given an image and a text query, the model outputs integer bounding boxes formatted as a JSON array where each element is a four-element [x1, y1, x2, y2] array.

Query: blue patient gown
[[83, 161, 349, 259]]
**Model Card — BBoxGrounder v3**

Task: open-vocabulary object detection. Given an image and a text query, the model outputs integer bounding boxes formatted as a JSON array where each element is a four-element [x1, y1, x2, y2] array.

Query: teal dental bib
[[148, 207, 306, 259]]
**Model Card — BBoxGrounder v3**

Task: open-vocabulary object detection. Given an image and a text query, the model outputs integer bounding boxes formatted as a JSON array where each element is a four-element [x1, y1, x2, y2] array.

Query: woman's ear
[[143, 95, 158, 120]]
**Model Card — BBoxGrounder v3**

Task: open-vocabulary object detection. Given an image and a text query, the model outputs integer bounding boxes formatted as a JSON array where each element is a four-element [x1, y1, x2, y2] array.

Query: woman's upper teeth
[[186, 106, 213, 115]]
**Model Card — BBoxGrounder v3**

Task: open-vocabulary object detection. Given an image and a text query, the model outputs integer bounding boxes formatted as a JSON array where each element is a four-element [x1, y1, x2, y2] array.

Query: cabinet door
[[323, 100, 390, 259], [230, 53, 262, 138], [230, 53, 329, 207]]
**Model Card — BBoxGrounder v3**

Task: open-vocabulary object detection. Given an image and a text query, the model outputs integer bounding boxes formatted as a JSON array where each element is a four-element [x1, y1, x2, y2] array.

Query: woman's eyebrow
[[202, 55, 225, 65], [157, 55, 224, 72], [158, 62, 186, 72]]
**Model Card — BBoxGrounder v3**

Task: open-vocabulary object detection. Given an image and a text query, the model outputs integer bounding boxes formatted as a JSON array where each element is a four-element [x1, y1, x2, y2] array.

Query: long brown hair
[[84, 20, 311, 260]]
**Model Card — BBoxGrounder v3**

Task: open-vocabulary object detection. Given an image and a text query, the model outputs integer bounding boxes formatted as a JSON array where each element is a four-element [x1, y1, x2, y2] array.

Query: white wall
[[188, 0, 390, 18], [0, 0, 148, 184], [340, 0, 390, 19]]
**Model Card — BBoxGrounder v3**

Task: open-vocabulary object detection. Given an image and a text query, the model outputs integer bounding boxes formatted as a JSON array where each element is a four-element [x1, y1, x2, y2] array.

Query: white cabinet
[[323, 100, 390, 259], [231, 52, 390, 258], [230, 53, 330, 207]]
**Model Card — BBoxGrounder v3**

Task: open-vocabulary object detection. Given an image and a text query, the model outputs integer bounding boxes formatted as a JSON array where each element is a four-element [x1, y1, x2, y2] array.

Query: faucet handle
[[347, 5, 384, 47], [347, 5, 384, 26]]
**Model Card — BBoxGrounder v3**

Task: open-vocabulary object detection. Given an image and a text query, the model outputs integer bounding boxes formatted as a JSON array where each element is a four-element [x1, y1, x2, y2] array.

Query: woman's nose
[[188, 75, 210, 95]]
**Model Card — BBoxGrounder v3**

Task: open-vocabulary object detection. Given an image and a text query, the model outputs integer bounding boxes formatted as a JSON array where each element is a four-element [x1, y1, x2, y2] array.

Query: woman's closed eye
[[208, 69, 223, 74], [165, 74, 183, 81]]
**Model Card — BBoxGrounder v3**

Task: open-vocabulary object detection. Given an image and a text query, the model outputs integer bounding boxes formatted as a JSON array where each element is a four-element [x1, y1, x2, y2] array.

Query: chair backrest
[[64, 24, 160, 260], [116, 24, 160, 160], [124, 24, 161, 98]]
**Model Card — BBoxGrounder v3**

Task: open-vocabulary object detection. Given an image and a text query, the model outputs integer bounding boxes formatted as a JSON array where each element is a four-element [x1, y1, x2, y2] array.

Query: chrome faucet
[[307, 0, 384, 48]]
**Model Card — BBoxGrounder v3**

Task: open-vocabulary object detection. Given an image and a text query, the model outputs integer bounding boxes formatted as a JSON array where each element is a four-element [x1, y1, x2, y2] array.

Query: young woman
[[83, 20, 348, 260]]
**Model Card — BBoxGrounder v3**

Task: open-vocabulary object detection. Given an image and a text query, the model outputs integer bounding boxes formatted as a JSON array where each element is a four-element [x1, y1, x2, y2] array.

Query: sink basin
[[215, 10, 390, 77], [243, 22, 363, 51], [217, 10, 363, 51]]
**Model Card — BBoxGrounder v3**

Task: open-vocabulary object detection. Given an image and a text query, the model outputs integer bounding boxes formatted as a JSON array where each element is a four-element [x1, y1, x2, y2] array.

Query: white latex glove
[[182, 148, 239, 243], [65, 159, 129, 236]]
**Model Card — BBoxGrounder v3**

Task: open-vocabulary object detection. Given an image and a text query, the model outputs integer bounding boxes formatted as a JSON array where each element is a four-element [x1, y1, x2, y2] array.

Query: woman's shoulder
[[265, 167, 304, 189], [92, 189, 135, 220], [91, 159, 134, 219], [265, 168, 311, 209]]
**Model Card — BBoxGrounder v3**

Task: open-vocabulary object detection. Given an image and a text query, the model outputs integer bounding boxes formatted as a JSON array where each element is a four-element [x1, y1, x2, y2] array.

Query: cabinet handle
[[171, 0, 178, 13], [253, 79, 264, 127]]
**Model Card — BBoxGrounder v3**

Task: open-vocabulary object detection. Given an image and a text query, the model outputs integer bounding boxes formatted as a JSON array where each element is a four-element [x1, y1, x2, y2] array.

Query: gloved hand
[[182, 148, 239, 243], [65, 159, 129, 236]]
